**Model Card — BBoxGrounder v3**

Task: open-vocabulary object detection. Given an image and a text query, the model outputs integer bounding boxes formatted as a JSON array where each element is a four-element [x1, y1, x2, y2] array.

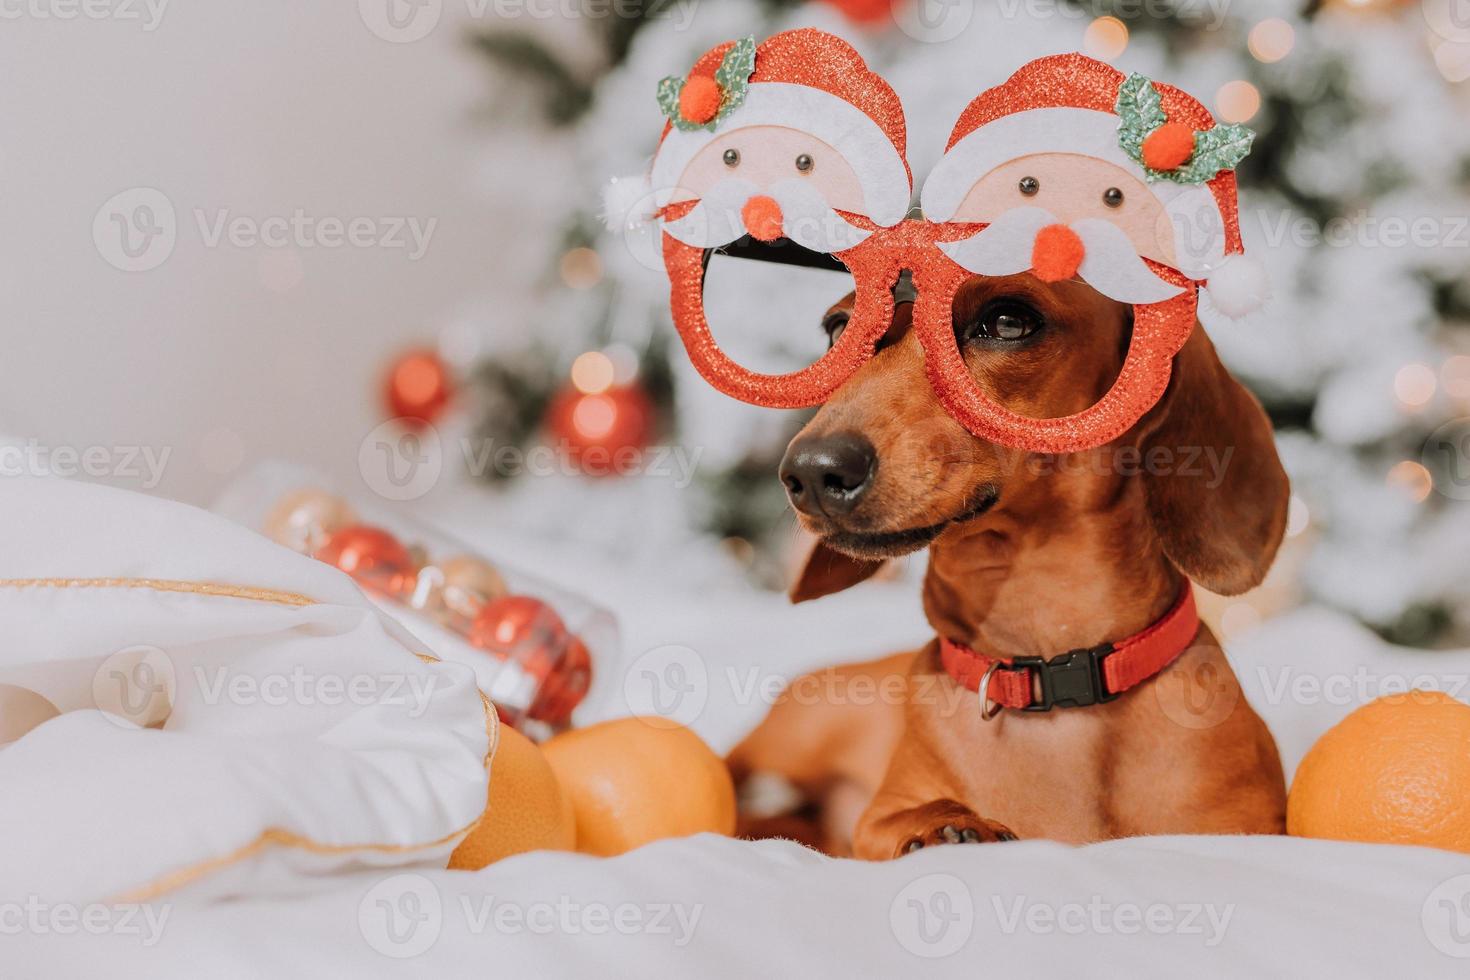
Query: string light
[[1247, 19, 1295, 63], [1387, 460, 1434, 503], [570, 350, 616, 395], [559, 247, 603, 290], [1082, 17, 1129, 61], [1394, 363, 1438, 408], [1216, 81, 1261, 123]]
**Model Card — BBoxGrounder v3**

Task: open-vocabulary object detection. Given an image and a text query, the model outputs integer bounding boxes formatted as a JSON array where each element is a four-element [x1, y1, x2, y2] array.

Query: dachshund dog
[[727, 273, 1290, 859]]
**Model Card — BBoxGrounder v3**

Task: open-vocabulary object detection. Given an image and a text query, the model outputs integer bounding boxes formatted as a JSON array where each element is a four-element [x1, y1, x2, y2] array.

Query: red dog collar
[[939, 584, 1198, 716]]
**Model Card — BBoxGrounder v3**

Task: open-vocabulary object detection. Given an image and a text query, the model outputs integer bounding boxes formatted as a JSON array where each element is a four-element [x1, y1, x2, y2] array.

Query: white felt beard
[[663, 177, 874, 253], [940, 205, 1186, 305]]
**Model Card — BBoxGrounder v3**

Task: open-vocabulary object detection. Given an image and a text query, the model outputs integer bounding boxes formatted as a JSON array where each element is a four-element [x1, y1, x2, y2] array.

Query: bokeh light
[[1441, 355, 1470, 399], [571, 394, 618, 441], [1394, 363, 1438, 408], [559, 247, 603, 290], [1082, 17, 1129, 61], [1220, 602, 1263, 639], [1248, 19, 1295, 63], [571, 350, 616, 395], [1216, 80, 1261, 123], [1286, 494, 1310, 537], [1433, 41, 1470, 83], [1387, 460, 1434, 502]]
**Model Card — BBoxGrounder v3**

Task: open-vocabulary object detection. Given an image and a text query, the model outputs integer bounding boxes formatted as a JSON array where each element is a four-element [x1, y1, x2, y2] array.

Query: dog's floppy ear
[[789, 540, 886, 603], [1138, 324, 1289, 596]]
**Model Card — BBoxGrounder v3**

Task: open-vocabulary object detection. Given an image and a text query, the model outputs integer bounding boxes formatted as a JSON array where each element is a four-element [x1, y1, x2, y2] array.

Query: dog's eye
[[959, 300, 1044, 345], [723, 148, 740, 168], [822, 311, 849, 348]]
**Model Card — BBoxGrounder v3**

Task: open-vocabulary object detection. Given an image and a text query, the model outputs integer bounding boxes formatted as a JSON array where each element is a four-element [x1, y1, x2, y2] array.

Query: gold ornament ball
[[264, 488, 356, 553], [440, 555, 509, 620]]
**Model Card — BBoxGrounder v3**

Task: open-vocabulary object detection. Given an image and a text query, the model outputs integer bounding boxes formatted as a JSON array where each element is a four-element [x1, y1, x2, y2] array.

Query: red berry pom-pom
[[678, 75, 722, 125], [1141, 122, 1195, 171]]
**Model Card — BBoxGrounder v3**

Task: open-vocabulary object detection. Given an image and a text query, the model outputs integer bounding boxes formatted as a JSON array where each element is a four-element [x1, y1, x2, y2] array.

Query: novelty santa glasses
[[606, 30, 1265, 455]]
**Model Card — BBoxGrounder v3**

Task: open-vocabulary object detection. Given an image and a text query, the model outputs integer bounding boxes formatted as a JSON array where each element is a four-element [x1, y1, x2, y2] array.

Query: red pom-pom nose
[[742, 195, 785, 242], [1031, 224, 1085, 283]]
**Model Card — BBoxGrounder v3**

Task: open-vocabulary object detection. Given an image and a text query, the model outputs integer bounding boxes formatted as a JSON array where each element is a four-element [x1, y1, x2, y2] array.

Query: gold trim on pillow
[[0, 577, 317, 607]]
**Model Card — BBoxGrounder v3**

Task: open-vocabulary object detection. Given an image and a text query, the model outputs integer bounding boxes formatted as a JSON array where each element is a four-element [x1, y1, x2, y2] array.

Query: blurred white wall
[[0, 2, 528, 504]]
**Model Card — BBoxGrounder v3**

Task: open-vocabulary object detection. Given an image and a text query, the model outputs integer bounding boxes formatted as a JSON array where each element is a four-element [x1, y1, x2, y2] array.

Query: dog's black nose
[[780, 432, 876, 517]]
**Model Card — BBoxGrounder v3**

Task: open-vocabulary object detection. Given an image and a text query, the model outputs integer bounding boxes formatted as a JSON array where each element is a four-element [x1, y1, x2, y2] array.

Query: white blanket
[[5, 479, 1469, 976]]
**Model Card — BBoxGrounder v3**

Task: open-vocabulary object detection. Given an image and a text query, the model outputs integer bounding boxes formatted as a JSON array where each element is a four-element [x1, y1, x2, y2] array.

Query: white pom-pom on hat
[[1202, 253, 1269, 318], [600, 173, 655, 233]]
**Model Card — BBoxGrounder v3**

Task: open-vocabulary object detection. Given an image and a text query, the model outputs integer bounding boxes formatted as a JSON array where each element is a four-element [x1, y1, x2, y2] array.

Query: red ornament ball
[[822, 0, 894, 24], [678, 75, 722, 124], [469, 595, 568, 661], [385, 350, 453, 426], [545, 382, 654, 476], [1141, 122, 1196, 171], [314, 524, 417, 599], [529, 636, 593, 727]]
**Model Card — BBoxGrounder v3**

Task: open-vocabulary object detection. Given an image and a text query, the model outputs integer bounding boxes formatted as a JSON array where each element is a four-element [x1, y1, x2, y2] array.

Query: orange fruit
[[448, 720, 575, 870], [541, 717, 736, 857], [1288, 690, 1470, 853]]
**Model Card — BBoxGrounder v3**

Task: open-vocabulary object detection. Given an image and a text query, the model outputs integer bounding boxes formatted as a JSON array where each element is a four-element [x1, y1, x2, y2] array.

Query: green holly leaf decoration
[[656, 35, 757, 133], [1176, 122, 1255, 183], [1115, 72, 1167, 162], [656, 74, 685, 125], [1114, 71, 1254, 184], [713, 35, 757, 119]]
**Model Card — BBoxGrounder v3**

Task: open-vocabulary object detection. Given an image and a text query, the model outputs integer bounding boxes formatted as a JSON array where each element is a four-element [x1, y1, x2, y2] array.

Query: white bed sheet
[[8, 482, 1470, 976]]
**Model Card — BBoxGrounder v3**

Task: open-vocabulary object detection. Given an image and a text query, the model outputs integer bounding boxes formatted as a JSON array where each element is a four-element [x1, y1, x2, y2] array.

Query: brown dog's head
[[782, 273, 1289, 603]]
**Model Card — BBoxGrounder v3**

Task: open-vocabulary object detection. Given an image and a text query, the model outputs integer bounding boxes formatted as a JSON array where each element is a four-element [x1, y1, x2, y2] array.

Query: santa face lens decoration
[[613, 31, 1261, 455]]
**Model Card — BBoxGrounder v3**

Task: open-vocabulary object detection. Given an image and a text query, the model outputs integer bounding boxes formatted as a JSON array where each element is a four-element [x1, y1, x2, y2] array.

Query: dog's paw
[[892, 800, 1018, 858], [900, 819, 1017, 854]]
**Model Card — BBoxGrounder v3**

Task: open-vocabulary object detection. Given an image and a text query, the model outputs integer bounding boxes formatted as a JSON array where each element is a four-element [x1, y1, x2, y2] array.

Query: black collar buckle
[[1004, 643, 1118, 711]]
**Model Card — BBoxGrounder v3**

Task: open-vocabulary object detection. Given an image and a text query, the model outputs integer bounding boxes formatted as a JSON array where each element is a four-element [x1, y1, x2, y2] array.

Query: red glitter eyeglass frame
[[663, 213, 1199, 456]]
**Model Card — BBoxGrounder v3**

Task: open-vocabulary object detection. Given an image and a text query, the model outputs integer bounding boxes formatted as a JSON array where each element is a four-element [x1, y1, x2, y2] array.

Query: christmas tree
[[458, 0, 1470, 642]]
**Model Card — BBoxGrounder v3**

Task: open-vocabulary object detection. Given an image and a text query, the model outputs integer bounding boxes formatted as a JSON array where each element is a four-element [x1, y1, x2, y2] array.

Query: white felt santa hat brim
[[921, 107, 1228, 278], [649, 82, 912, 229]]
